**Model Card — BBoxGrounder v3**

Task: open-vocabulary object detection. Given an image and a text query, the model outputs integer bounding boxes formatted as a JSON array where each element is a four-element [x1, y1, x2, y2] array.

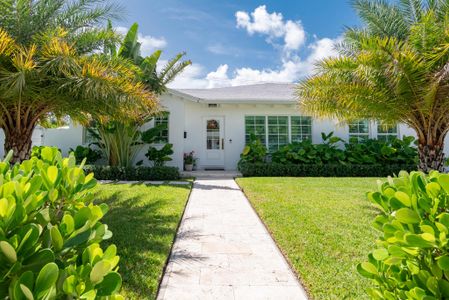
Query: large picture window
[[377, 122, 398, 142], [154, 113, 169, 143], [348, 119, 370, 141], [245, 115, 312, 151]]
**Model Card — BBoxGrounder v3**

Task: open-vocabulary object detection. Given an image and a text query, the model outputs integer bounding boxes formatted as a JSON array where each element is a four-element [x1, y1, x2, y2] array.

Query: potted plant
[[184, 151, 196, 171]]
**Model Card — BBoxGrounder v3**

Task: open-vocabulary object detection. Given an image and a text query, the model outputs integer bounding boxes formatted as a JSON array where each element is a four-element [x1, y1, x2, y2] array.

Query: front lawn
[[236, 177, 380, 300], [94, 183, 191, 299]]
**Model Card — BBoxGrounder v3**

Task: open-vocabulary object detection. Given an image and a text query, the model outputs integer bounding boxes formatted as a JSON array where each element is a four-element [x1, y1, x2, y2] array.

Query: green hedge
[[83, 165, 180, 181], [239, 162, 417, 177]]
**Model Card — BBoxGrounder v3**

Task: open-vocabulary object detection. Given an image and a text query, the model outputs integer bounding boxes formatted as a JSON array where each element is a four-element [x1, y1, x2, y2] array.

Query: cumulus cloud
[[115, 26, 167, 56], [168, 6, 341, 89], [236, 5, 305, 51], [169, 36, 340, 89]]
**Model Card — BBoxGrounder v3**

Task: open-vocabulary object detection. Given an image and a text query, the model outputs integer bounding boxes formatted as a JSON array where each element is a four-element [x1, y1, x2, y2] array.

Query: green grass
[[94, 182, 191, 300], [236, 177, 381, 300]]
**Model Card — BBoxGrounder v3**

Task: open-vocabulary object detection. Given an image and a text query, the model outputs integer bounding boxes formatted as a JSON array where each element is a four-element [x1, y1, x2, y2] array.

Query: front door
[[203, 117, 225, 168]]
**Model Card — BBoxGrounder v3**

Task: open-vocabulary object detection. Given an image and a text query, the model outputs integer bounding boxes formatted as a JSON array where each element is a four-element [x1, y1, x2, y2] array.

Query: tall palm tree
[[0, 0, 157, 162], [297, 0, 449, 172], [0, 27, 156, 162], [0, 0, 121, 53]]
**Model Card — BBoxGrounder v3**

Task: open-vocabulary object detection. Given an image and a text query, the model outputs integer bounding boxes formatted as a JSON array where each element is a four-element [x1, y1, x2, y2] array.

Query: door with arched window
[[203, 117, 225, 168]]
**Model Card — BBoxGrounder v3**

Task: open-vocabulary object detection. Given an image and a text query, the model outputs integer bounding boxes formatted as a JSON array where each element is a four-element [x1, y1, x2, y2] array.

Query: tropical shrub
[[345, 136, 417, 165], [239, 134, 267, 166], [83, 165, 180, 181], [87, 121, 144, 168], [69, 145, 102, 164], [145, 144, 174, 167], [0, 147, 122, 299], [359, 171, 449, 299], [272, 132, 345, 164], [267, 133, 417, 166]]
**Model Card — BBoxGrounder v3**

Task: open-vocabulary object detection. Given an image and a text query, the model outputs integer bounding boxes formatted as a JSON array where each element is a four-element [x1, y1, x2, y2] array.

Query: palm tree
[[0, 0, 121, 53], [108, 22, 192, 94], [0, 27, 156, 163], [89, 22, 191, 167], [297, 0, 449, 172]]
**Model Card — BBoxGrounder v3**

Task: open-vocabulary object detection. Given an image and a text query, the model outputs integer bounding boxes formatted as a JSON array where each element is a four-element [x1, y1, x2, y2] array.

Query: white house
[[0, 83, 445, 170]]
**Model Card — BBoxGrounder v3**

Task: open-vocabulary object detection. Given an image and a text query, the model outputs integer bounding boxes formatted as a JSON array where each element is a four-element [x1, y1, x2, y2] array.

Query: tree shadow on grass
[[95, 189, 188, 300]]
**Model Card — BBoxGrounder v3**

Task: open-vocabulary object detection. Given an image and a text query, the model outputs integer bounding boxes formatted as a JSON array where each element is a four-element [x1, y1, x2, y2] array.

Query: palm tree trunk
[[3, 125, 35, 164], [417, 141, 445, 173]]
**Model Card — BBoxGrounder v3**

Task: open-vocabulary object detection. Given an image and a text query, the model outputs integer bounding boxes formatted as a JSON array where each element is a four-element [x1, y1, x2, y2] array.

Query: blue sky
[[116, 0, 361, 88]]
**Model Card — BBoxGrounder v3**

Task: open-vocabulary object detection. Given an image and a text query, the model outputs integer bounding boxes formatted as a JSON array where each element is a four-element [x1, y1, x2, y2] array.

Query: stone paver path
[[158, 178, 308, 300]]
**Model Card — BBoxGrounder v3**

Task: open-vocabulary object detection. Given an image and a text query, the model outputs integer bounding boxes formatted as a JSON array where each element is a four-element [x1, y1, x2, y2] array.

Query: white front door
[[203, 117, 225, 168]]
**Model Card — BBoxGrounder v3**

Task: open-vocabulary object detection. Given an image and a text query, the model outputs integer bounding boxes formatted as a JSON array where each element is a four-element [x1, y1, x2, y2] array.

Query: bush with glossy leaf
[[0, 147, 123, 299], [239, 133, 267, 166], [69, 145, 102, 164], [359, 171, 449, 299]]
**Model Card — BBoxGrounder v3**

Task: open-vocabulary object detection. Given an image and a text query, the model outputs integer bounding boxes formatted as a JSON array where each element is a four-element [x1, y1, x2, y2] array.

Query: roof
[[173, 83, 296, 103]]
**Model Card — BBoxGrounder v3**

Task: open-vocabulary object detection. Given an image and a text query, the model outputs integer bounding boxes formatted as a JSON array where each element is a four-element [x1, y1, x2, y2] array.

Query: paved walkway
[[158, 178, 308, 300]]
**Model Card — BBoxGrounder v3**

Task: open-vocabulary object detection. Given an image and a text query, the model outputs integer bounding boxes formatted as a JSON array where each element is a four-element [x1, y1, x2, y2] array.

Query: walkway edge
[[236, 181, 310, 298]]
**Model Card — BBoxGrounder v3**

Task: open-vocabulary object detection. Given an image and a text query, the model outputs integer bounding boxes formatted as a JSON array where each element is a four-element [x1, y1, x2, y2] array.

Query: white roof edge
[[166, 88, 204, 102]]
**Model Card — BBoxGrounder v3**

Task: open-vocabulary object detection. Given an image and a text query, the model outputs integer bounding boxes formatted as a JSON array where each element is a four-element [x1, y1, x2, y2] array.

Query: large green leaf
[[396, 208, 420, 224]]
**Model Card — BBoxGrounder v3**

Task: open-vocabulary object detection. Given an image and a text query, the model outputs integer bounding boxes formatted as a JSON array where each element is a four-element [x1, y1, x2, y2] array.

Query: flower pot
[[184, 164, 193, 171]]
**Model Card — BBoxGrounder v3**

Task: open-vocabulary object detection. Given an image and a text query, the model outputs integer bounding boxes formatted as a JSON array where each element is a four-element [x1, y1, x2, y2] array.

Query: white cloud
[[168, 36, 340, 89], [115, 26, 167, 57], [205, 64, 231, 88], [236, 5, 305, 51], [168, 6, 340, 89]]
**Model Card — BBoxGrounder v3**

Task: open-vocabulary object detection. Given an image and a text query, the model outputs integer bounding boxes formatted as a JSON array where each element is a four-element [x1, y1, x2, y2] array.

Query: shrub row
[[238, 162, 417, 177], [83, 165, 180, 181]]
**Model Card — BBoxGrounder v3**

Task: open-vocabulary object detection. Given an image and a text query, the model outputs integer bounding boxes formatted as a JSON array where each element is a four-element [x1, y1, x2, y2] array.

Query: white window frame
[[376, 121, 399, 141], [154, 113, 169, 144], [244, 115, 313, 151], [348, 119, 372, 141]]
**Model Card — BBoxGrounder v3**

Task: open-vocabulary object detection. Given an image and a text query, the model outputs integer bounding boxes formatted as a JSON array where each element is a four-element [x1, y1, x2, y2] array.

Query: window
[[268, 116, 289, 152], [206, 119, 220, 150], [291, 116, 312, 142], [377, 122, 398, 142], [154, 113, 169, 143], [348, 119, 369, 141], [244, 115, 313, 152], [245, 116, 266, 144]]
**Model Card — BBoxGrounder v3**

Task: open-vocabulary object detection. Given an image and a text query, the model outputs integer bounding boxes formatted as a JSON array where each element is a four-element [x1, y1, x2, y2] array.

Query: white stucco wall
[[182, 101, 350, 170], [3, 92, 449, 170]]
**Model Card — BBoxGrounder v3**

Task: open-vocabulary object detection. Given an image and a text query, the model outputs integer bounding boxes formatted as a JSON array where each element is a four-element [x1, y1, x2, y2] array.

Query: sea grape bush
[[69, 145, 102, 164], [359, 171, 449, 299], [239, 133, 267, 165], [0, 147, 123, 299], [240, 132, 417, 166], [345, 136, 417, 165], [272, 132, 346, 165]]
